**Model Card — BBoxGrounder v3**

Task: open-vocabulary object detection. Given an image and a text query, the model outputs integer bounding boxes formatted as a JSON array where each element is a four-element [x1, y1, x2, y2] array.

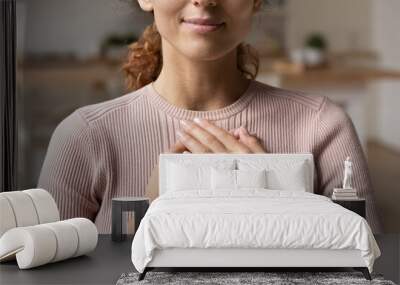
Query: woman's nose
[[192, 0, 217, 7]]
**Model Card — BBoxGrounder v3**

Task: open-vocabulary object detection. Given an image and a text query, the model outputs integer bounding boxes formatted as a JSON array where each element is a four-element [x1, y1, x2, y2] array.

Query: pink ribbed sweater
[[37, 79, 383, 234]]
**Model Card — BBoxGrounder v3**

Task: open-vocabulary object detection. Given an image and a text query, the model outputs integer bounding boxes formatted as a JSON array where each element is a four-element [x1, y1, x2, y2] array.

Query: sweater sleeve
[[37, 109, 100, 221], [315, 96, 383, 234]]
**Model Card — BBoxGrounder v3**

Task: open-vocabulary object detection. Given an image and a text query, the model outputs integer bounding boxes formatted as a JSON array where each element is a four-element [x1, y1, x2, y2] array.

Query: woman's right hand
[[178, 118, 266, 154], [172, 127, 248, 154]]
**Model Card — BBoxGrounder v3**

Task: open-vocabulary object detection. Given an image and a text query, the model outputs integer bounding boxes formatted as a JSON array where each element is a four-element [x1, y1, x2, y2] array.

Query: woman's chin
[[183, 48, 228, 61]]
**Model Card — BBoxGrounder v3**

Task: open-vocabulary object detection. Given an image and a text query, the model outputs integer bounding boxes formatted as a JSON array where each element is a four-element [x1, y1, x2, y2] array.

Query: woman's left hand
[[178, 117, 267, 154], [145, 118, 266, 201]]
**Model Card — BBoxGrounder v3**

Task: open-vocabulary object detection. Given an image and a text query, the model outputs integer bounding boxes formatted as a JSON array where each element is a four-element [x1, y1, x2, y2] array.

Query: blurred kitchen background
[[16, 0, 400, 232]]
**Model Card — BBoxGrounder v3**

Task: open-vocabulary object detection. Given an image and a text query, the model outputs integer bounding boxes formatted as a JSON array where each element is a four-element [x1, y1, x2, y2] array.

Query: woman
[[37, 0, 383, 234]]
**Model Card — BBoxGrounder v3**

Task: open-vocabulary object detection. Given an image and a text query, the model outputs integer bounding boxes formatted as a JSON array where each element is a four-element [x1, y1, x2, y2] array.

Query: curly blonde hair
[[121, 12, 260, 92]]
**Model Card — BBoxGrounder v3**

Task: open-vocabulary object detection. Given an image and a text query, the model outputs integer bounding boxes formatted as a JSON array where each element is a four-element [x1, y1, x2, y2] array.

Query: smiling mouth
[[181, 19, 225, 34]]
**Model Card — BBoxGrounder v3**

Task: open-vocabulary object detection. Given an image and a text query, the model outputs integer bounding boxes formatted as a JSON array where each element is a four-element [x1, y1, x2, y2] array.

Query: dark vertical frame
[[0, 0, 17, 192]]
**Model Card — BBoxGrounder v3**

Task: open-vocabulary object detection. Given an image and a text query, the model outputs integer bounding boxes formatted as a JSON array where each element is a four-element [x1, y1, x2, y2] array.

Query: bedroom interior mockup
[[0, 153, 393, 283], [130, 153, 381, 281]]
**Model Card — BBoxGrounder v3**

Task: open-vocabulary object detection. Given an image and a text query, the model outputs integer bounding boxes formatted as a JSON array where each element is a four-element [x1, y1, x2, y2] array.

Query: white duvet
[[131, 189, 380, 273]]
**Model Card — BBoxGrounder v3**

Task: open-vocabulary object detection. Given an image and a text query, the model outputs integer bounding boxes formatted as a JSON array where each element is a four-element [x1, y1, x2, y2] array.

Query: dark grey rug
[[116, 271, 396, 285]]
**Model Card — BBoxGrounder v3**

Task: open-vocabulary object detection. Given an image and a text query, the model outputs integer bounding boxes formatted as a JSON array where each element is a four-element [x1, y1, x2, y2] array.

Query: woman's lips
[[182, 20, 225, 34]]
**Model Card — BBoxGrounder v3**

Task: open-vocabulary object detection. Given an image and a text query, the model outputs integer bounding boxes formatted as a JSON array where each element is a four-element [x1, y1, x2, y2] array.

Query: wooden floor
[[367, 141, 400, 233]]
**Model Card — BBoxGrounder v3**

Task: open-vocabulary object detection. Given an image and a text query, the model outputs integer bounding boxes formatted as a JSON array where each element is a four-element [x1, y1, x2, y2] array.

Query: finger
[[166, 140, 188, 153], [238, 127, 266, 153], [192, 118, 251, 153], [180, 120, 228, 153], [229, 128, 240, 139], [234, 128, 241, 138], [229, 129, 240, 140], [177, 129, 213, 154]]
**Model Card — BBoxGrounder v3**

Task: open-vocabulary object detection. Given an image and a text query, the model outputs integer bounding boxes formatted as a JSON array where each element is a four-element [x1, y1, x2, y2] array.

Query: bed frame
[[139, 248, 371, 280], [138, 153, 372, 281]]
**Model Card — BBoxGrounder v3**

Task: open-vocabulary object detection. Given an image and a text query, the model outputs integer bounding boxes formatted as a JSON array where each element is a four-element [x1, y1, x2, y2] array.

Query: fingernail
[[241, 126, 249, 135], [177, 130, 184, 138]]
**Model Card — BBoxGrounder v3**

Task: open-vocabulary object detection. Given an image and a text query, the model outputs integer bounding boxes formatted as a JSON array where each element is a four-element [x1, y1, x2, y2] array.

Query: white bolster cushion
[[63, 218, 98, 257], [0, 218, 98, 269], [0, 191, 39, 227], [0, 225, 57, 268], [0, 196, 17, 237], [23, 188, 60, 224], [0, 189, 60, 238], [41, 222, 79, 262]]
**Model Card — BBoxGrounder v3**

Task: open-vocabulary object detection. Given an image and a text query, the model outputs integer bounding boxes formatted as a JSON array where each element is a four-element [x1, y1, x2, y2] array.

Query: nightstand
[[332, 198, 366, 218], [111, 197, 149, 242]]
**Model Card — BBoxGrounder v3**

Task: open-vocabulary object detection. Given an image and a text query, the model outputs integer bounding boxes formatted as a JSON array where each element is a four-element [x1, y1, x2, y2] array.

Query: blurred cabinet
[[17, 60, 125, 188]]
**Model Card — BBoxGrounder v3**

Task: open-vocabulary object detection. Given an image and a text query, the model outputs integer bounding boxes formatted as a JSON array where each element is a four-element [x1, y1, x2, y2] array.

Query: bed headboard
[[158, 153, 314, 195]]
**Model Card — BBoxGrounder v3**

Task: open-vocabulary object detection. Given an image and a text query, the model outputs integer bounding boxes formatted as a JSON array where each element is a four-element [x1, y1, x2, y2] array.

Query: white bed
[[131, 153, 380, 281]]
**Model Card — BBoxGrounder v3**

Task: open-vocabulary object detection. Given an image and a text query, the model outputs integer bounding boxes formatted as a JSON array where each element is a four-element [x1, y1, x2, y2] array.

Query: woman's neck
[[152, 42, 251, 111]]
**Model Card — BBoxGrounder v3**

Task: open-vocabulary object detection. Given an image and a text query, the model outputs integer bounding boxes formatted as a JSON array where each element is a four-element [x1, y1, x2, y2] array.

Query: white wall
[[370, 0, 400, 71], [367, 80, 400, 152], [367, 1, 400, 151], [17, 0, 153, 59], [285, 0, 373, 52]]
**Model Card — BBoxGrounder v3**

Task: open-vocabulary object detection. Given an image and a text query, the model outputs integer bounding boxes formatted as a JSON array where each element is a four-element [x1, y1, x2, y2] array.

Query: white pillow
[[210, 168, 236, 190], [211, 168, 268, 190], [266, 161, 309, 191], [237, 169, 267, 188], [167, 160, 235, 191], [238, 159, 310, 192]]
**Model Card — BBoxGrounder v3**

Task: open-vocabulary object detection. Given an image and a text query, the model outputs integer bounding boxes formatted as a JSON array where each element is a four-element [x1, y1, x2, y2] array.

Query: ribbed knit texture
[[37, 79, 383, 234]]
